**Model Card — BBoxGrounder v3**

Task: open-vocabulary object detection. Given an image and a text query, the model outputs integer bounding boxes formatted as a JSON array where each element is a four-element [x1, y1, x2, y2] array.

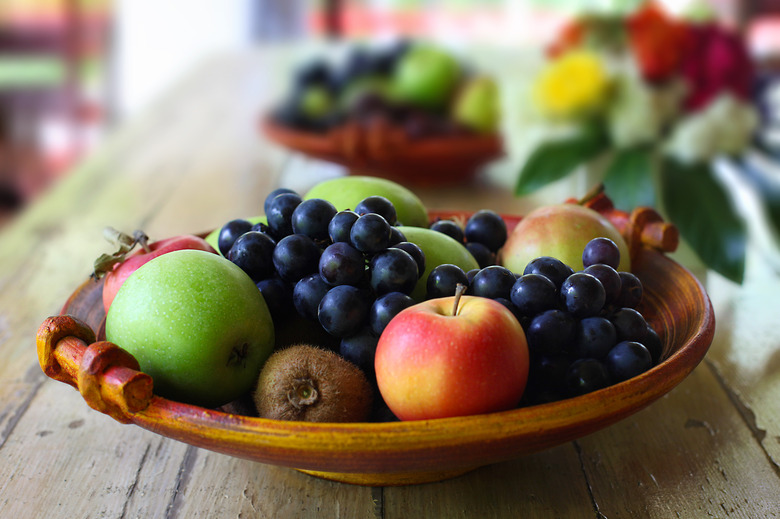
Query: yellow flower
[[533, 50, 611, 120]]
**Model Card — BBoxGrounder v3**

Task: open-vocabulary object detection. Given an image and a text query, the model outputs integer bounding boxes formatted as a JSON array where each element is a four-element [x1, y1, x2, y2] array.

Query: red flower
[[678, 24, 754, 111], [626, 3, 691, 82], [547, 20, 584, 58]]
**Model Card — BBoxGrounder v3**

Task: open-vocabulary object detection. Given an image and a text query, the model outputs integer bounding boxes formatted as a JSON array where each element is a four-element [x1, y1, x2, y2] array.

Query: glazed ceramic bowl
[[260, 117, 503, 187], [37, 211, 714, 486]]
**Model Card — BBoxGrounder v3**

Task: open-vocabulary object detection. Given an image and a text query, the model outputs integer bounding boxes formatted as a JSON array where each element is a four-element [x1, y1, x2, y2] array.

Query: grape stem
[[452, 283, 467, 316]]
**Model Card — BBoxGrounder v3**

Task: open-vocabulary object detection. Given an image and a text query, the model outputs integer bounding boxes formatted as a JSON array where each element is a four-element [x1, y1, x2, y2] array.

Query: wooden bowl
[[37, 211, 714, 486], [260, 117, 503, 187]]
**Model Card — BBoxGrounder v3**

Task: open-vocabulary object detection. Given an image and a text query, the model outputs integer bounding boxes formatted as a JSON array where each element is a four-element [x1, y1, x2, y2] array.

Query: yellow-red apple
[[375, 289, 529, 421], [501, 203, 630, 274]]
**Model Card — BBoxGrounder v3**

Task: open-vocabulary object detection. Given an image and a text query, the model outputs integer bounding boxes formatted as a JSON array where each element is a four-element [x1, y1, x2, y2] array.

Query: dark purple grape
[[429, 219, 464, 243], [227, 231, 276, 281], [264, 187, 297, 215], [370, 292, 415, 335], [355, 196, 397, 225], [350, 213, 392, 253], [494, 297, 522, 320], [583, 264, 622, 304], [560, 272, 606, 318], [470, 265, 516, 300], [605, 341, 652, 382], [582, 237, 621, 269], [523, 256, 574, 289], [294, 58, 332, 89], [465, 242, 496, 268], [510, 273, 558, 317], [389, 226, 406, 246], [256, 277, 293, 323], [610, 307, 649, 342], [266, 192, 302, 238], [319, 242, 366, 286], [293, 273, 330, 320], [642, 325, 663, 363], [340, 327, 379, 379], [426, 264, 468, 299], [369, 248, 418, 296], [574, 317, 616, 359], [566, 358, 610, 396], [524, 354, 570, 403], [531, 353, 570, 384], [328, 210, 359, 243], [526, 309, 576, 355], [466, 268, 480, 285], [291, 198, 337, 241], [464, 210, 507, 252], [218, 219, 253, 256], [615, 272, 643, 308], [391, 242, 425, 277], [272, 234, 321, 282], [318, 285, 371, 337]]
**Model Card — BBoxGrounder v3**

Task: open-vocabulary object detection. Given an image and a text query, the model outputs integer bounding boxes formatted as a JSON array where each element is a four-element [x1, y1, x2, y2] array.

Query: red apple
[[101, 234, 217, 312], [375, 288, 529, 421]]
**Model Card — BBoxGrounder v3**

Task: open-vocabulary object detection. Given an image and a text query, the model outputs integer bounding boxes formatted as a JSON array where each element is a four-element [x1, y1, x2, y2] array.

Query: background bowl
[[261, 117, 503, 187], [38, 211, 714, 486]]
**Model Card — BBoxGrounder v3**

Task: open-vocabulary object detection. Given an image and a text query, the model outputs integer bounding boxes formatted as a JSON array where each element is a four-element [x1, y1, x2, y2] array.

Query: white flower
[[606, 63, 685, 149], [664, 94, 759, 163], [606, 68, 662, 148]]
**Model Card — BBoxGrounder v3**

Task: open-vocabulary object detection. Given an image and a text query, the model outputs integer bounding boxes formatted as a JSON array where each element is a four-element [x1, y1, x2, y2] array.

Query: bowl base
[[296, 465, 479, 486]]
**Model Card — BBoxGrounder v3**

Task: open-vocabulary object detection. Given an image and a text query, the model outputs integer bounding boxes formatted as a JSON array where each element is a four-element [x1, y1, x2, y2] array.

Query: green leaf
[[515, 127, 608, 196], [602, 146, 656, 212], [660, 159, 747, 284]]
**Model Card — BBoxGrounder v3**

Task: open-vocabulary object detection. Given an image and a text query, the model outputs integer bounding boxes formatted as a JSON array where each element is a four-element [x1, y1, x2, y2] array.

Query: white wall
[[114, 0, 254, 118]]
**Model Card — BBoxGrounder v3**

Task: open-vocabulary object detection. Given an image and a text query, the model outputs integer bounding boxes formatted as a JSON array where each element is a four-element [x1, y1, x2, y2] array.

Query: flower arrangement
[[515, 2, 779, 283]]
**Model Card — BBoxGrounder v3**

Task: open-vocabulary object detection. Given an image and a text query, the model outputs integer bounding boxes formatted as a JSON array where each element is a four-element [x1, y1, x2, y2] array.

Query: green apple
[[392, 45, 461, 110], [501, 204, 631, 273], [397, 226, 480, 301], [299, 85, 333, 119], [452, 76, 500, 134], [205, 216, 267, 254], [304, 176, 429, 228], [105, 249, 275, 408]]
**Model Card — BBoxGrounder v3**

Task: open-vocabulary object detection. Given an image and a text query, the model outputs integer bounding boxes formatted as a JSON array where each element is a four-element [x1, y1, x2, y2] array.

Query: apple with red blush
[[94, 228, 217, 312], [375, 285, 529, 421]]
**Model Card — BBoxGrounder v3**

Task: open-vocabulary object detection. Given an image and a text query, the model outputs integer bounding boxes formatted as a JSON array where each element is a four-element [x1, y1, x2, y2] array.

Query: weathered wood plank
[[578, 364, 780, 517], [384, 443, 597, 519]]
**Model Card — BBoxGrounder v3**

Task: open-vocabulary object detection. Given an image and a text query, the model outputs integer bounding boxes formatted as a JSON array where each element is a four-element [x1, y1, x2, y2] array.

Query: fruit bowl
[[260, 117, 503, 187], [36, 211, 714, 486]]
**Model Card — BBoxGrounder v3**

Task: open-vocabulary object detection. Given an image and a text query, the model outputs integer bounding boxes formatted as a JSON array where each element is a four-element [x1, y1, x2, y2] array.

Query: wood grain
[[1, 47, 779, 517]]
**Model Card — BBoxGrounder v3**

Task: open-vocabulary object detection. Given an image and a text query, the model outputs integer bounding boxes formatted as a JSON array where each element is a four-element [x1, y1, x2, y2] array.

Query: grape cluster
[[218, 190, 424, 381], [424, 236, 660, 405], [429, 209, 508, 268], [270, 40, 480, 139]]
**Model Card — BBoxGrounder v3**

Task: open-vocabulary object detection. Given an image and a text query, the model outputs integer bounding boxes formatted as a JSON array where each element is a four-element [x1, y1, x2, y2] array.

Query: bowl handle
[[36, 315, 153, 423]]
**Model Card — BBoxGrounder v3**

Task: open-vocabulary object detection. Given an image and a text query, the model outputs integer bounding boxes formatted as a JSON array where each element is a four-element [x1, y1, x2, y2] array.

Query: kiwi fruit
[[253, 344, 373, 423]]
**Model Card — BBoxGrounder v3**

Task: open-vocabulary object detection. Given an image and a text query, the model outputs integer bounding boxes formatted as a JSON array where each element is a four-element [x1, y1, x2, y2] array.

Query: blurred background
[[1, 0, 778, 227]]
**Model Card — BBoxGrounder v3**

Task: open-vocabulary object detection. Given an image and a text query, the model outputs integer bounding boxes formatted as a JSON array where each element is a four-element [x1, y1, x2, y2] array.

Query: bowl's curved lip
[[60, 210, 715, 475]]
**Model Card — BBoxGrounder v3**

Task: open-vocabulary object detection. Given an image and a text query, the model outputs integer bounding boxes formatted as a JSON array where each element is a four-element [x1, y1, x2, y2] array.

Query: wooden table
[[2, 47, 780, 518]]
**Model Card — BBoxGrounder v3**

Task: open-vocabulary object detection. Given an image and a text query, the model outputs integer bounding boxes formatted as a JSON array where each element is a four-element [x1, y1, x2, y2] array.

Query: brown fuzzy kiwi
[[253, 344, 373, 423]]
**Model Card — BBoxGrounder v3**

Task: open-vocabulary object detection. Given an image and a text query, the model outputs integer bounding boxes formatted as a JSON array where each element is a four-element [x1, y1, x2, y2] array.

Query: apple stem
[[578, 183, 605, 206], [134, 230, 152, 254], [452, 283, 467, 316]]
